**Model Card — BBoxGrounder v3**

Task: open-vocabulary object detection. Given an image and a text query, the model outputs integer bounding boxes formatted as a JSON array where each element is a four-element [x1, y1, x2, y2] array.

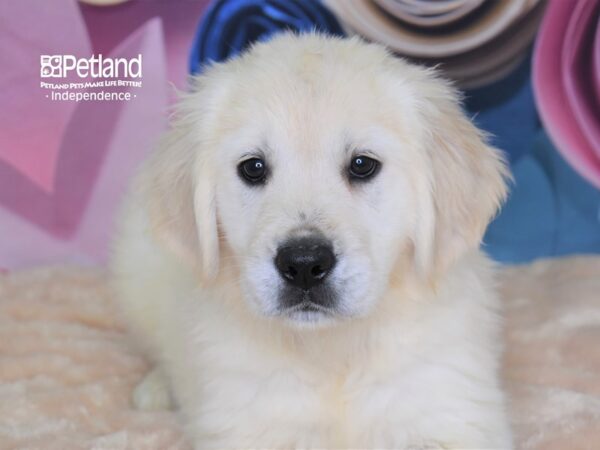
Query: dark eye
[[238, 157, 267, 185], [349, 155, 380, 181]]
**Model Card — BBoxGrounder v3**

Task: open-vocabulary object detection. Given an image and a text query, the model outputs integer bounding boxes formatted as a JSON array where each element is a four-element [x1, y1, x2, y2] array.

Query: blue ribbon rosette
[[190, 0, 345, 74]]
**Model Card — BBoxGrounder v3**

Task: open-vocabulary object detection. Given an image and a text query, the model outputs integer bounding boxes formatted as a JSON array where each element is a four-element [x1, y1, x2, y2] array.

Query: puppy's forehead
[[236, 39, 388, 108], [207, 35, 423, 158]]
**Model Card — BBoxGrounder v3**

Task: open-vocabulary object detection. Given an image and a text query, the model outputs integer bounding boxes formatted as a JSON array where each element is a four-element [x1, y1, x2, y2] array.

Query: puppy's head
[[142, 34, 508, 328]]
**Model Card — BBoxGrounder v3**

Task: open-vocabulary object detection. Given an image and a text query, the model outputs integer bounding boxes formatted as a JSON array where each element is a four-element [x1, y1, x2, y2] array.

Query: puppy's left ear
[[139, 129, 220, 283], [413, 76, 510, 276], [193, 157, 220, 281], [137, 68, 232, 282]]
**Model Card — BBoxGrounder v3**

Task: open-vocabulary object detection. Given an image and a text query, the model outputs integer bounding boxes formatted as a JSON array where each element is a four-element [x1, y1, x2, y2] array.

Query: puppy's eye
[[349, 155, 380, 181], [238, 158, 268, 185]]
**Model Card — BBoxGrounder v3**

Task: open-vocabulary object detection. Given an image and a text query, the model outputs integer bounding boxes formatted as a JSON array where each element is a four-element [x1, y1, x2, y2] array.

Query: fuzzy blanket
[[1, 257, 599, 449]]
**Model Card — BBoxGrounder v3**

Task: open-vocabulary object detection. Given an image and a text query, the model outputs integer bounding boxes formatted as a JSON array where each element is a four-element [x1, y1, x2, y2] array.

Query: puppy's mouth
[[276, 287, 340, 324], [282, 300, 334, 315], [278, 302, 337, 325]]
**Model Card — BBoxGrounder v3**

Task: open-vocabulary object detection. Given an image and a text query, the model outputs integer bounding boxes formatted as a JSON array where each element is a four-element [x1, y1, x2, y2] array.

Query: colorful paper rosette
[[533, 0, 600, 189], [189, 0, 345, 74], [325, 0, 546, 89]]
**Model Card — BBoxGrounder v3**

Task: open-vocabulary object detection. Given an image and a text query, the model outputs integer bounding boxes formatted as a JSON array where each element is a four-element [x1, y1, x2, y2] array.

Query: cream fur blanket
[[1, 257, 599, 449]]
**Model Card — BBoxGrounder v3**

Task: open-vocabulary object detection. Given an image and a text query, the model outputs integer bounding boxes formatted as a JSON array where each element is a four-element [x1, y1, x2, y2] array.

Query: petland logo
[[40, 54, 142, 78], [40, 54, 143, 102]]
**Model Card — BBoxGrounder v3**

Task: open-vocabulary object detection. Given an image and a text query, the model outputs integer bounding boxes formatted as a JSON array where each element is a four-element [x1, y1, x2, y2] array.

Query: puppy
[[111, 33, 512, 449]]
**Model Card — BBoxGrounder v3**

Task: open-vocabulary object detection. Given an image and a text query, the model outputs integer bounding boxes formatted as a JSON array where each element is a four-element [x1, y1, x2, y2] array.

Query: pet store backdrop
[[1, 0, 599, 270]]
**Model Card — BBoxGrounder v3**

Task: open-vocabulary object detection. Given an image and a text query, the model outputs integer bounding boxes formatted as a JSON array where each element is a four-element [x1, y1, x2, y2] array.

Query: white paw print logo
[[40, 55, 62, 77]]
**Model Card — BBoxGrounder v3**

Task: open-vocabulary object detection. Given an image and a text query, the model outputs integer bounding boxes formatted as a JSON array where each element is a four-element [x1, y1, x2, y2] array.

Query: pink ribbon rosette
[[533, 0, 600, 189]]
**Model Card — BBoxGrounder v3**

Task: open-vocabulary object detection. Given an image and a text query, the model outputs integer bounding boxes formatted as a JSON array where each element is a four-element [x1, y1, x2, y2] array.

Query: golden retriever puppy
[[111, 33, 512, 449]]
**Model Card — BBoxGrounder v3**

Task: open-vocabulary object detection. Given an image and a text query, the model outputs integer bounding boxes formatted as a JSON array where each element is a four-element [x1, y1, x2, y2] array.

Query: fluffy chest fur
[[157, 254, 509, 449]]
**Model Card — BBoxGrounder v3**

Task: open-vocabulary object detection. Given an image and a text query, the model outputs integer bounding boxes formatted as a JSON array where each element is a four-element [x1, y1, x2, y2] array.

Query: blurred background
[[1, 0, 599, 270]]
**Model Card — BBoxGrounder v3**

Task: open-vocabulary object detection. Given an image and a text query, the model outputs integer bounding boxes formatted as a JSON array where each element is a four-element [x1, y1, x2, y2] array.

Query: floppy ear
[[413, 77, 510, 276], [138, 120, 219, 282]]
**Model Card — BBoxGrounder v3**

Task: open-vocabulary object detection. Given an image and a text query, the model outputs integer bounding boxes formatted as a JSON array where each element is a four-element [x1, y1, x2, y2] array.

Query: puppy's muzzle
[[275, 237, 335, 291]]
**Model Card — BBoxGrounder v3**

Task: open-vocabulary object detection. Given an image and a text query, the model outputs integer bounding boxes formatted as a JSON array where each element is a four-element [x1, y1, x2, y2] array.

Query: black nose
[[275, 238, 336, 290]]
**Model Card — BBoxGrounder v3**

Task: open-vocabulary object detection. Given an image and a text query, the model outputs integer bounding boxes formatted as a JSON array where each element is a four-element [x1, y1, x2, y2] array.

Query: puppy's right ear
[[138, 124, 219, 282], [411, 73, 510, 277]]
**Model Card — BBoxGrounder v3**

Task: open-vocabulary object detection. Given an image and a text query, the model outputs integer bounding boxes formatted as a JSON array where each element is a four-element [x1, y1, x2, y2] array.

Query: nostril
[[311, 265, 325, 279], [284, 266, 297, 280]]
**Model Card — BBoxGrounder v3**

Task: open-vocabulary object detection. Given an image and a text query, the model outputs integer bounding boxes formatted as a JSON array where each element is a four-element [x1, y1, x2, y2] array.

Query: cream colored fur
[[111, 33, 512, 449]]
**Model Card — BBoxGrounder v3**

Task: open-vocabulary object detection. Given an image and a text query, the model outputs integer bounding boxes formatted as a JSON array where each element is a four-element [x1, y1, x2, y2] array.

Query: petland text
[[40, 54, 142, 79]]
